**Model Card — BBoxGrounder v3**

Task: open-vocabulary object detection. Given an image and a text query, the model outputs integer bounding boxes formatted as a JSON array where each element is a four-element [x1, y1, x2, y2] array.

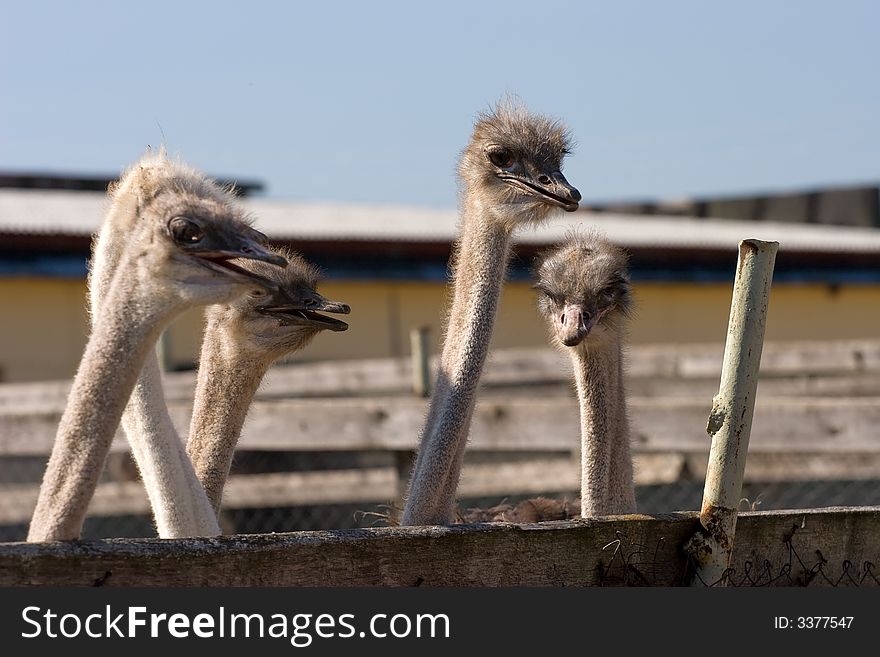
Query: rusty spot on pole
[[683, 532, 712, 564], [706, 403, 726, 436], [699, 502, 736, 554]]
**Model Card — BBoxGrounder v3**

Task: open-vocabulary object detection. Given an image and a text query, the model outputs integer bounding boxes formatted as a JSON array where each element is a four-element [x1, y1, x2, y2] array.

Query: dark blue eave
[[1, 254, 880, 285], [0, 255, 89, 278]]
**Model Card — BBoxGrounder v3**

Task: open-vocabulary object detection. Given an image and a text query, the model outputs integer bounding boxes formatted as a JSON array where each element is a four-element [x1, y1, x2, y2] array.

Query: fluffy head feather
[[534, 230, 633, 348], [206, 247, 350, 362], [458, 99, 580, 228]]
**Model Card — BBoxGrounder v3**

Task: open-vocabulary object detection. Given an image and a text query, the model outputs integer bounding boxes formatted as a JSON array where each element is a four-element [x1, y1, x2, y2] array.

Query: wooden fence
[[1, 340, 879, 523], [0, 507, 877, 586], [1, 340, 879, 586]]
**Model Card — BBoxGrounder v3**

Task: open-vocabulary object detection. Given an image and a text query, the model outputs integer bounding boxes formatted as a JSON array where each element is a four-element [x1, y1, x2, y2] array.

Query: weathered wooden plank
[[681, 340, 880, 378], [691, 452, 880, 483], [2, 341, 879, 408], [6, 372, 880, 420], [2, 395, 879, 456], [0, 470, 399, 524], [0, 507, 876, 586], [627, 373, 880, 398]]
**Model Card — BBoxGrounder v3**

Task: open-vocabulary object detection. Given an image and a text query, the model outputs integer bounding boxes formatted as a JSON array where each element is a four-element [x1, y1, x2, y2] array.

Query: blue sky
[[2, 1, 878, 207]]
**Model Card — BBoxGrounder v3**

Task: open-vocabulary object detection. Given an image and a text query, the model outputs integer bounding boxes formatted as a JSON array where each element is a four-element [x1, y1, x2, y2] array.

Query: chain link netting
[[2, 448, 878, 542]]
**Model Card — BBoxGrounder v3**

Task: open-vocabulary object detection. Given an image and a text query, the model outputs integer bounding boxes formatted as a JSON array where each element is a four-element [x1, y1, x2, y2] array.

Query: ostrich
[[185, 250, 350, 517], [402, 101, 581, 526], [88, 155, 232, 539], [534, 232, 637, 516], [115, 248, 349, 537], [27, 154, 286, 542]]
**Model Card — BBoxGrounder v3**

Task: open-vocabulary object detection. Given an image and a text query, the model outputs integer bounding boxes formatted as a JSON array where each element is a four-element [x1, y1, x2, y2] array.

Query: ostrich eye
[[532, 283, 551, 298], [249, 289, 267, 298], [169, 216, 203, 244], [487, 148, 514, 168], [533, 285, 562, 305], [598, 288, 616, 305]]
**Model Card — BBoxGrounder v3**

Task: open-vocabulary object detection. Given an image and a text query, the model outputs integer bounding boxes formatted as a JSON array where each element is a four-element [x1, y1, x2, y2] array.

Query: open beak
[[258, 293, 351, 332], [501, 171, 581, 212], [192, 237, 288, 292]]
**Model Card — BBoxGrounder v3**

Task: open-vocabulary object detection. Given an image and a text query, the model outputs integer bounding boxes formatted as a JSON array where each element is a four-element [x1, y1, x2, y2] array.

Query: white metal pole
[[687, 239, 778, 586]]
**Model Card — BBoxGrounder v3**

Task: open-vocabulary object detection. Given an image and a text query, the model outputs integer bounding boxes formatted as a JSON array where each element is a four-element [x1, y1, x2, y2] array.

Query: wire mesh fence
[[594, 517, 880, 587], [2, 455, 879, 542]]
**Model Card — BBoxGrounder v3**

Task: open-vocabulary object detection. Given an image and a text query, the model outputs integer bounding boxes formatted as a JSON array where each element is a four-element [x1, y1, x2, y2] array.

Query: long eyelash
[[532, 286, 562, 304]]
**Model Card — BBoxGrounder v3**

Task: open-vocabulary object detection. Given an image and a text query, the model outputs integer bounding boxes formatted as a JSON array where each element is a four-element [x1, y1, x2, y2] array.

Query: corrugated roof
[[2, 188, 880, 254], [0, 190, 109, 236]]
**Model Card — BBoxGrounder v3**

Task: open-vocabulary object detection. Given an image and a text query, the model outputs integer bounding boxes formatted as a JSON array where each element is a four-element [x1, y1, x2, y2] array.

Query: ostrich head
[[210, 248, 350, 361], [458, 100, 581, 227], [110, 155, 287, 305], [534, 232, 632, 348]]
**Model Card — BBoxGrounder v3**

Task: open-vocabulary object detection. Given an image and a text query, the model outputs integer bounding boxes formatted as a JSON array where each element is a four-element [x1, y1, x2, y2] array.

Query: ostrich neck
[[570, 334, 636, 516], [28, 271, 180, 541], [403, 199, 513, 525], [87, 208, 220, 538], [122, 351, 221, 538], [439, 209, 511, 390], [187, 327, 271, 514]]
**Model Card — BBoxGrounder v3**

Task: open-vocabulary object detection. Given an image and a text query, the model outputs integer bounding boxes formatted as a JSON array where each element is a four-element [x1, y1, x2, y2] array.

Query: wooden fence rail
[[3, 395, 879, 456], [2, 340, 879, 408], [1, 507, 877, 586]]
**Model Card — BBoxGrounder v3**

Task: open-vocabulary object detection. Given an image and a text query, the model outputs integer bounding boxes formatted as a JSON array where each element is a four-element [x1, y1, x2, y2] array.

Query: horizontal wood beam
[[1, 507, 877, 586], [2, 340, 879, 408], [2, 396, 879, 456], [627, 373, 880, 398]]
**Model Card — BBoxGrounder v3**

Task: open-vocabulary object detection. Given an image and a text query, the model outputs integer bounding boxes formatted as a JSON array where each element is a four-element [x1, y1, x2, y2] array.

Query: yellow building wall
[[0, 277, 878, 382], [0, 279, 90, 383]]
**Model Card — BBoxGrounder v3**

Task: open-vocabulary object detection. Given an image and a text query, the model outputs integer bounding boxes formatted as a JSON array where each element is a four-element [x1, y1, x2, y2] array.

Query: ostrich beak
[[543, 171, 581, 212], [195, 241, 288, 268], [191, 236, 288, 292], [499, 170, 581, 212], [258, 292, 351, 331], [556, 303, 593, 347]]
